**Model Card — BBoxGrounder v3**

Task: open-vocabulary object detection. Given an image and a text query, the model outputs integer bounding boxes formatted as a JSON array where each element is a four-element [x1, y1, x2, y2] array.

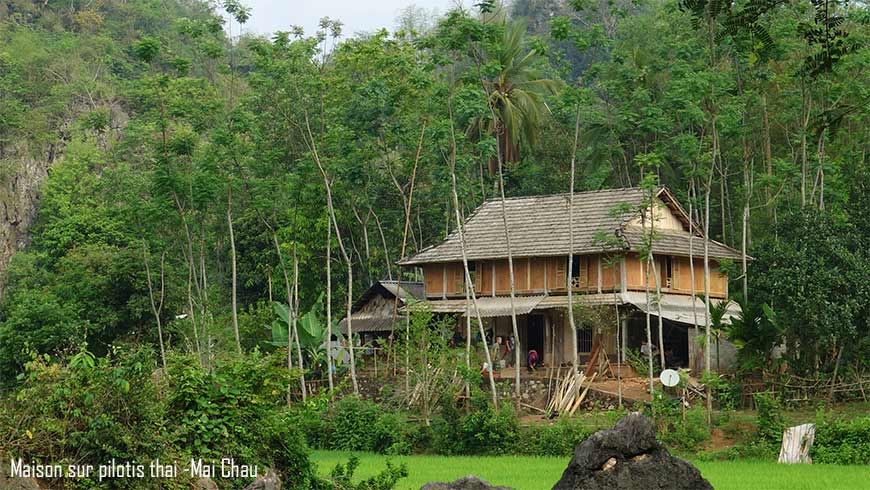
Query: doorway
[[526, 314, 545, 364]]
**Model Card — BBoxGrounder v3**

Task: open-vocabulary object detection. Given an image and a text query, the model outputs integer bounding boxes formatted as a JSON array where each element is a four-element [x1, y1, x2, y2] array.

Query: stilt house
[[397, 187, 743, 371]]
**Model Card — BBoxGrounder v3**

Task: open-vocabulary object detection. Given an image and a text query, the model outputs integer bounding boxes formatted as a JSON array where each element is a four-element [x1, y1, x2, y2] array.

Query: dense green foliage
[[0, 347, 403, 489], [812, 413, 870, 465], [1, 0, 867, 387], [0, 0, 867, 484]]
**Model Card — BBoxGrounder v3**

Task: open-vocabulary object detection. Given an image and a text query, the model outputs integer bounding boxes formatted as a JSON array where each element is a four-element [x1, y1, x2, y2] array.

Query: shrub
[[431, 391, 518, 455], [812, 414, 870, 465], [298, 396, 417, 455], [753, 392, 785, 443], [517, 418, 593, 456], [647, 391, 711, 451], [0, 346, 182, 489]]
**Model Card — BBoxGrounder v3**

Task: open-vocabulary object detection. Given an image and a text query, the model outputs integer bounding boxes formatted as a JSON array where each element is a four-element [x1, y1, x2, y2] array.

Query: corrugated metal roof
[[622, 291, 741, 327], [399, 187, 743, 265], [415, 295, 547, 318]]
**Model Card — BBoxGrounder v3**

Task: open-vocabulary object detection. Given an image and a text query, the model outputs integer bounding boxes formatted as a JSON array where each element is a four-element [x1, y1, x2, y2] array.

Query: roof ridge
[[480, 187, 642, 204]]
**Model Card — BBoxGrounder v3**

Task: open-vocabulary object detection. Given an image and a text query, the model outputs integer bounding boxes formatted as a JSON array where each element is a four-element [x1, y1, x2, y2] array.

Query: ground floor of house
[[417, 292, 739, 374]]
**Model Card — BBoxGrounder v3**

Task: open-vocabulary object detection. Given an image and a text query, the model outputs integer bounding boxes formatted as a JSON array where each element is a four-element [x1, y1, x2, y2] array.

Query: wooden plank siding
[[622, 253, 727, 298], [424, 253, 727, 299]]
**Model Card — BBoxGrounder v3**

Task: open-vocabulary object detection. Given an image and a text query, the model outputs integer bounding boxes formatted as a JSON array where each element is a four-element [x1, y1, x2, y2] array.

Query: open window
[[663, 256, 673, 289], [569, 255, 588, 289]]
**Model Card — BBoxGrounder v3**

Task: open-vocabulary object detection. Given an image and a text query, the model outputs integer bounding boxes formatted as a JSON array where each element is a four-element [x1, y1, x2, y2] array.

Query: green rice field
[[313, 451, 870, 490]]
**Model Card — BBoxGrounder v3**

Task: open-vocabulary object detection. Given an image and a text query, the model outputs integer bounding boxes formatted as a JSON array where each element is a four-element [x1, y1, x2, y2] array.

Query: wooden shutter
[[453, 265, 464, 293], [672, 259, 681, 290], [473, 261, 482, 293], [579, 256, 589, 287], [555, 257, 567, 290]]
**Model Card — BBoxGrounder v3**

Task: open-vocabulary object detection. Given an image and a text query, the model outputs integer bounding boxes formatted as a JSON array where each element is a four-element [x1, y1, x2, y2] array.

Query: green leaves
[[133, 36, 160, 64]]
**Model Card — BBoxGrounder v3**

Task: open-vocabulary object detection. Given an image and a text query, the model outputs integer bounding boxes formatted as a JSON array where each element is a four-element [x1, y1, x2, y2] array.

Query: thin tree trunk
[[567, 105, 582, 389], [642, 186, 655, 394], [689, 178, 700, 374], [800, 81, 810, 208], [611, 263, 622, 408], [143, 244, 167, 371], [292, 249, 307, 400], [704, 157, 715, 425], [762, 91, 772, 207], [370, 206, 393, 280], [273, 232, 301, 404], [496, 145, 522, 404], [651, 256, 666, 369], [228, 187, 241, 354], [326, 217, 335, 393], [447, 93, 498, 408], [828, 342, 843, 401], [301, 105, 359, 395], [392, 123, 425, 395]]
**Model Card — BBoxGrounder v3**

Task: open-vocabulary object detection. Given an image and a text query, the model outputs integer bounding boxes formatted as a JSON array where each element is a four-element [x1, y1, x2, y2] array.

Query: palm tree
[[475, 20, 563, 174]]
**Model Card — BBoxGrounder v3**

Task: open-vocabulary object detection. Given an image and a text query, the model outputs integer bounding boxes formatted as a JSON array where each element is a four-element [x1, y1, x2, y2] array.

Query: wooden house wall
[[623, 253, 726, 298], [423, 264, 442, 297], [422, 254, 726, 299]]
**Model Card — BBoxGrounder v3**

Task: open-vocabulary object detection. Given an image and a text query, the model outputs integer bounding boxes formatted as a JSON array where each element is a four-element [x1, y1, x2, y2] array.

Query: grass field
[[313, 451, 870, 490]]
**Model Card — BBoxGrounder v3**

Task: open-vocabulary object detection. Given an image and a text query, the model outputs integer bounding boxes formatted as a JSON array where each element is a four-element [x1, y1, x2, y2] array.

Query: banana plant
[[266, 294, 347, 367]]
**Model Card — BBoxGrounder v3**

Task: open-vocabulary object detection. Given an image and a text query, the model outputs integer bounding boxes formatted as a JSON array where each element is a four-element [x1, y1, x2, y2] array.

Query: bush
[[517, 418, 593, 456], [753, 392, 785, 443], [0, 346, 182, 489], [431, 391, 518, 455], [812, 414, 870, 465], [647, 391, 711, 451], [297, 396, 417, 455]]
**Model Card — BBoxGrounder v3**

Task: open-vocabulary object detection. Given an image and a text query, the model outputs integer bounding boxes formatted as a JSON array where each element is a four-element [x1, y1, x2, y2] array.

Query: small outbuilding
[[339, 280, 424, 342]]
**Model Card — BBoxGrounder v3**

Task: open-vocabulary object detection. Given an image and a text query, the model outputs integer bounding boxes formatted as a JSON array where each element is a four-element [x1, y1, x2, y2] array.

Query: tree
[[474, 20, 563, 173]]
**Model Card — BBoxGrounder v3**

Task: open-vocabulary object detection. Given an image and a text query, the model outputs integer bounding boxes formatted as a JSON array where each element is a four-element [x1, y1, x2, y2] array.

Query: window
[[577, 328, 593, 353], [569, 255, 588, 288], [664, 256, 673, 288]]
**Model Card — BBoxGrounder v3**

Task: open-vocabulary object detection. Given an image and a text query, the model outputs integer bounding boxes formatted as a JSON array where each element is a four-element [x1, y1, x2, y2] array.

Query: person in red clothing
[[527, 349, 539, 372]]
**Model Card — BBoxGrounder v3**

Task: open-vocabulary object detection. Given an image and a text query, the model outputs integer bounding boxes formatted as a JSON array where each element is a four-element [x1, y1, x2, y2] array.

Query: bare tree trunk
[[704, 158, 715, 425], [611, 263, 622, 408], [370, 206, 393, 280], [447, 94, 498, 408], [496, 148, 522, 404], [651, 256, 666, 369], [392, 123, 425, 395], [761, 91, 772, 209], [274, 233, 294, 404], [292, 250, 307, 400], [689, 178, 700, 374], [800, 81, 811, 208], [642, 187, 655, 394], [228, 187, 241, 354], [567, 105, 582, 389], [301, 107, 359, 395], [143, 244, 167, 371], [326, 218, 335, 393]]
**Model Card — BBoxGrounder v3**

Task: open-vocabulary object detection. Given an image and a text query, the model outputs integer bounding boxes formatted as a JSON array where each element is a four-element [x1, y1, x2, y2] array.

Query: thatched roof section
[[399, 187, 742, 265], [340, 280, 424, 334]]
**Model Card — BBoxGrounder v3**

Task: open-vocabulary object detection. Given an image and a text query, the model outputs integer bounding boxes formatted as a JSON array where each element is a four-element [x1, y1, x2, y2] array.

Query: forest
[[0, 0, 868, 489]]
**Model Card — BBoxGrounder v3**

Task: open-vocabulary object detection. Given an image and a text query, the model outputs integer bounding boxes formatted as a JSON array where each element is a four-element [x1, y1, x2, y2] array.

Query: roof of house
[[340, 280, 424, 334], [398, 187, 742, 265]]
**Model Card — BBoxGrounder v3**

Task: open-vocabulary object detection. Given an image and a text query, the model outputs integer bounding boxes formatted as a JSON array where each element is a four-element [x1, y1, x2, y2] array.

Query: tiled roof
[[399, 187, 742, 264]]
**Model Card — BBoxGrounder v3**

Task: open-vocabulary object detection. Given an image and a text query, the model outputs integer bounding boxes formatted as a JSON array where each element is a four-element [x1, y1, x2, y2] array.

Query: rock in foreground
[[421, 475, 514, 490], [552, 413, 712, 490]]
